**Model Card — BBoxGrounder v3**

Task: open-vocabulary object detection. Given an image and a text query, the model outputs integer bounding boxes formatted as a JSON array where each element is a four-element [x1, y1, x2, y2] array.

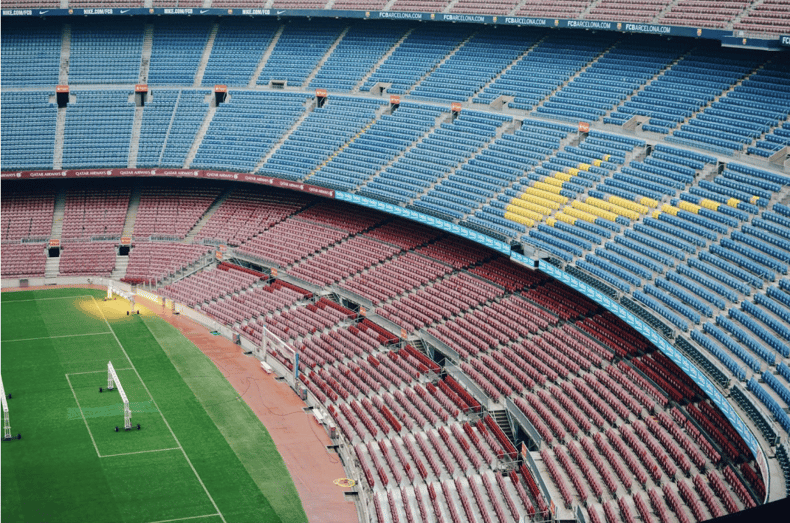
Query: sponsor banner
[[334, 191, 511, 255], [315, 88, 327, 98], [537, 259, 766, 479], [215, 251, 223, 260], [135, 84, 148, 93], [214, 84, 228, 93], [5, 169, 335, 198], [578, 121, 590, 133], [270, 267, 278, 277], [56, 85, 69, 93], [120, 237, 131, 245], [49, 239, 60, 247], [5, 8, 784, 47], [389, 95, 400, 105], [451, 102, 462, 112]]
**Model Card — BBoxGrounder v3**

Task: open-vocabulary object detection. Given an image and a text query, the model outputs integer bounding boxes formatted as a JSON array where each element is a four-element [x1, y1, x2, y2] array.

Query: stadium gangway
[[419, 328, 461, 366]]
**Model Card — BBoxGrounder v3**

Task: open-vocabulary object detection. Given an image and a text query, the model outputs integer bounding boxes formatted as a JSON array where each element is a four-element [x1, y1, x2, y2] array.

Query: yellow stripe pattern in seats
[[750, 195, 759, 205], [546, 217, 557, 227], [660, 204, 679, 216], [652, 210, 662, 219], [518, 192, 560, 211], [678, 201, 701, 214], [610, 196, 648, 214], [727, 197, 740, 208], [524, 187, 567, 204], [578, 163, 591, 171], [586, 197, 639, 221], [511, 197, 553, 215], [505, 204, 542, 223], [564, 207, 599, 224], [571, 200, 617, 222], [541, 177, 565, 189], [593, 159, 602, 167], [533, 181, 563, 195], [553, 171, 572, 182], [700, 199, 720, 211], [555, 212, 577, 226], [504, 211, 535, 228], [639, 197, 658, 208]]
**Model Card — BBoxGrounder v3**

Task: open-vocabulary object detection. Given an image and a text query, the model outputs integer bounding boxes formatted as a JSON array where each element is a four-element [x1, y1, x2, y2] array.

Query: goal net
[[107, 361, 132, 430]]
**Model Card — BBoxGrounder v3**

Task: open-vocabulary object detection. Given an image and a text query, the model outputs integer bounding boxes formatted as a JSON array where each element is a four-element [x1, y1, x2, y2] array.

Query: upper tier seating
[[147, 20, 212, 86], [191, 91, 310, 172], [256, 19, 346, 88], [1, 92, 58, 172], [137, 89, 212, 168], [0, 19, 61, 87], [68, 20, 144, 85], [201, 19, 280, 87], [61, 90, 136, 169]]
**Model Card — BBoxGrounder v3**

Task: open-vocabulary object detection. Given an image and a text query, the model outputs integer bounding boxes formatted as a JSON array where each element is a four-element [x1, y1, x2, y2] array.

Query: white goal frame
[[0, 375, 10, 440], [107, 361, 132, 430], [259, 328, 299, 388]]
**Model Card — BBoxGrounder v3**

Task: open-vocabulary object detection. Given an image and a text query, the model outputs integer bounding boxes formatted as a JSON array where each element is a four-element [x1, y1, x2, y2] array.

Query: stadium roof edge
[[1, 8, 787, 51]]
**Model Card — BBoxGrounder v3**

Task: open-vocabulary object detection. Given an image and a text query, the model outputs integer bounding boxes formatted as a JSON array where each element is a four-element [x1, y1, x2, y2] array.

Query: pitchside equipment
[[0, 375, 11, 440], [106, 362, 133, 430], [107, 282, 137, 315]]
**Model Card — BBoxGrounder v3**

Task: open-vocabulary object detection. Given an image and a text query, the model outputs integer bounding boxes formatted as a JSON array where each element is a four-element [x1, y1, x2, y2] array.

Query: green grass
[[1, 288, 307, 523]]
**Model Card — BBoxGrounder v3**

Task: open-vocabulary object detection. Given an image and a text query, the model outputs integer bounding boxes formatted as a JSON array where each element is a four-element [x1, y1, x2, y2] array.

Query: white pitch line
[[101, 447, 181, 458], [4, 331, 112, 343], [66, 368, 134, 376], [90, 296, 228, 523], [1, 295, 95, 303], [64, 373, 102, 458], [146, 513, 220, 523]]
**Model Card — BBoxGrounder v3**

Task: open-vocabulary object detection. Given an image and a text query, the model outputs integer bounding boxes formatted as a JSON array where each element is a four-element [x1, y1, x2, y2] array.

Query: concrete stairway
[[111, 254, 129, 280], [194, 23, 220, 87], [139, 24, 155, 84], [45, 256, 60, 279], [183, 186, 235, 243], [50, 187, 67, 239], [121, 185, 142, 238]]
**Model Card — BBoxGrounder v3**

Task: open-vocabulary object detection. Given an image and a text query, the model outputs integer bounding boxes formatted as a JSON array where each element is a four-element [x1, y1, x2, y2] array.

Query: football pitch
[[1, 288, 307, 523]]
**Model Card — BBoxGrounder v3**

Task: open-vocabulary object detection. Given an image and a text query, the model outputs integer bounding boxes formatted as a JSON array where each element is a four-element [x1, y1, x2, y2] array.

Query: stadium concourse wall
[[1, 167, 771, 497], [0, 7, 787, 51]]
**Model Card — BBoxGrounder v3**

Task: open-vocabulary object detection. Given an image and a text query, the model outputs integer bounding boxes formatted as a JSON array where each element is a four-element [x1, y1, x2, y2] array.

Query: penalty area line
[[90, 296, 228, 523], [64, 373, 102, 459], [101, 447, 181, 458], [4, 332, 113, 343], [1, 294, 96, 303], [145, 514, 221, 523]]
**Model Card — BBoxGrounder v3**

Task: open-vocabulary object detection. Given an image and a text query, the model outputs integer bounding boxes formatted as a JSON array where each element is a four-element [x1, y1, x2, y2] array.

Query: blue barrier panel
[[537, 259, 769, 497], [335, 191, 513, 255]]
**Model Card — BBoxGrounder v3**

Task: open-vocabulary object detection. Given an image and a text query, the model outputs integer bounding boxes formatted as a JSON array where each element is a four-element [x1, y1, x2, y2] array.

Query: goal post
[[107, 362, 132, 430], [259, 328, 299, 388], [0, 375, 10, 441]]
